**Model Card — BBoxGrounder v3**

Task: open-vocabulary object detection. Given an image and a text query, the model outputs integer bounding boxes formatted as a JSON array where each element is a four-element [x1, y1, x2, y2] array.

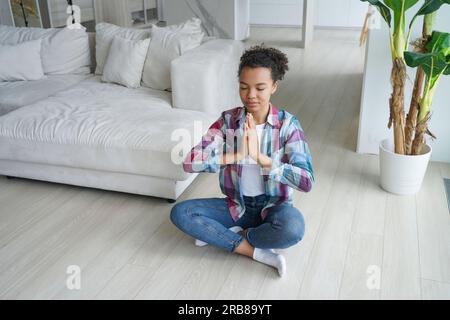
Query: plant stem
[[405, 10, 435, 155], [405, 16, 417, 51], [392, 27, 406, 59], [423, 11, 436, 36], [419, 75, 441, 122]]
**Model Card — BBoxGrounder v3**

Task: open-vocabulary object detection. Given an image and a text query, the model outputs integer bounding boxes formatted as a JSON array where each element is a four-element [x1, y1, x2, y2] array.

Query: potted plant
[[361, 0, 450, 194]]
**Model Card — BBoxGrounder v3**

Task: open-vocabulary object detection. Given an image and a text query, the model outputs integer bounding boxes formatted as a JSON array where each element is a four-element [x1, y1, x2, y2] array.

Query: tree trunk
[[411, 112, 429, 155], [405, 67, 424, 155], [410, 12, 435, 156], [389, 58, 406, 155], [405, 27, 428, 156]]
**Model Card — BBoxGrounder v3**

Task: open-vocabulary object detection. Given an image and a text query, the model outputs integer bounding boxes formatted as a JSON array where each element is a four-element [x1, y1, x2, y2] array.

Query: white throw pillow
[[102, 36, 150, 88], [141, 17, 205, 91], [0, 25, 90, 75], [41, 27, 91, 75], [0, 39, 44, 81], [95, 22, 151, 75]]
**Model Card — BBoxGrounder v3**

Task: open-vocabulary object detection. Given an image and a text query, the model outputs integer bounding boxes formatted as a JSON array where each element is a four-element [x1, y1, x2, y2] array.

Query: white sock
[[252, 247, 286, 277], [195, 226, 243, 247]]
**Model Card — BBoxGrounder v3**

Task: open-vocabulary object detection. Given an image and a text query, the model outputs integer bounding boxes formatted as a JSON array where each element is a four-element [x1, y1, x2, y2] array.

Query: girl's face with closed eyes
[[239, 66, 278, 115]]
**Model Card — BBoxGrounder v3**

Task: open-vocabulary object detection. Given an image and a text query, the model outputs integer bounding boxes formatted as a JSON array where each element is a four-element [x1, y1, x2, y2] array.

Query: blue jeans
[[170, 194, 305, 252]]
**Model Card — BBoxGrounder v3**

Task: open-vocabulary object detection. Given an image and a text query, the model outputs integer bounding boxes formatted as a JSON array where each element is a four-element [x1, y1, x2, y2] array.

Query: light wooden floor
[[1, 27, 449, 300]]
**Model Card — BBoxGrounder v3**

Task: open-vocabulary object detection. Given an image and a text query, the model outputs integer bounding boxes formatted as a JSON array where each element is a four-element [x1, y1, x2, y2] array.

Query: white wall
[[161, 0, 250, 40], [162, 0, 234, 38], [357, 5, 450, 163], [0, 0, 13, 26], [47, 0, 95, 27], [250, 0, 368, 28]]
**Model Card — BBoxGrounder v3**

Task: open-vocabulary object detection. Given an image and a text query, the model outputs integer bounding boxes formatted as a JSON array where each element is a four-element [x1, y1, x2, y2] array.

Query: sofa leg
[[167, 199, 176, 204], [6, 176, 15, 180]]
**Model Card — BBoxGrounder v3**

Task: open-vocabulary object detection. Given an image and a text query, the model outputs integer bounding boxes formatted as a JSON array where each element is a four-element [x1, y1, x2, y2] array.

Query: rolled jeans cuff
[[231, 234, 245, 252]]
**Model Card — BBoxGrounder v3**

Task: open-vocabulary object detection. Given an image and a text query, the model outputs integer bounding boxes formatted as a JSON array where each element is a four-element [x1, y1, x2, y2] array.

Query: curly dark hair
[[238, 43, 289, 83]]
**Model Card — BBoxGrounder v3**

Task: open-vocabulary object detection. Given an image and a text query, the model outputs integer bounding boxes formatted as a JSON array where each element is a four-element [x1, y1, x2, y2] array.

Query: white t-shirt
[[240, 123, 265, 196]]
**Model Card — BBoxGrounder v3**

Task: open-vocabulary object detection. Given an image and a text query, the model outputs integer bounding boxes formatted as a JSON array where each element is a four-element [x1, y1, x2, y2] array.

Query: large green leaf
[[404, 31, 450, 87], [384, 0, 419, 32], [409, 0, 450, 29], [384, 0, 420, 10], [416, 0, 450, 16], [360, 0, 392, 27], [425, 31, 450, 54], [444, 64, 450, 75], [404, 51, 448, 76]]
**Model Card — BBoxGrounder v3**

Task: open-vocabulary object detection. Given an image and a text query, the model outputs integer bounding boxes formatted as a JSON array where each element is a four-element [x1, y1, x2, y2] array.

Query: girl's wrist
[[257, 153, 272, 169]]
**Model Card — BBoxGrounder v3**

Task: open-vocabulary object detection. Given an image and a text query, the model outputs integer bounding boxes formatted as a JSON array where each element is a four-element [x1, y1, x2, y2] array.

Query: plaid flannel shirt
[[183, 103, 314, 221]]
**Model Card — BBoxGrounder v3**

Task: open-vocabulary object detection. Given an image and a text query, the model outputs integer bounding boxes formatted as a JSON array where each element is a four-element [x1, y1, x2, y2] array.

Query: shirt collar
[[266, 102, 280, 128], [237, 102, 280, 129]]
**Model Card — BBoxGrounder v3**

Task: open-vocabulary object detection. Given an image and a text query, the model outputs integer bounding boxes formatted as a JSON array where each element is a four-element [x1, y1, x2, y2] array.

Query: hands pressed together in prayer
[[237, 113, 272, 168], [242, 113, 259, 162], [220, 113, 272, 169]]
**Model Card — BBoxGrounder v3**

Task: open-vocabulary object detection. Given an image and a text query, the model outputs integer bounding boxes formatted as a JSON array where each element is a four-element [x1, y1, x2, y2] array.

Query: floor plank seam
[[337, 158, 368, 299], [414, 195, 424, 300]]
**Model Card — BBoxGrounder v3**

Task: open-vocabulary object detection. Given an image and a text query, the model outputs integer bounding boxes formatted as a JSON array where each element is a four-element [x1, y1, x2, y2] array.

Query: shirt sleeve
[[182, 117, 225, 173], [266, 117, 314, 192]]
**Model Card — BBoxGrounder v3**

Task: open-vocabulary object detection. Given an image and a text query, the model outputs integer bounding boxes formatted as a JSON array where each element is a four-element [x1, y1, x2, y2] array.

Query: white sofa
[[0, 25, 244, 201]]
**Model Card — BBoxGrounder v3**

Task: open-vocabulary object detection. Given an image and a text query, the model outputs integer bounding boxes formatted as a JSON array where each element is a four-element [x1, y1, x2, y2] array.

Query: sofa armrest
[[171, 39, 244, 117]]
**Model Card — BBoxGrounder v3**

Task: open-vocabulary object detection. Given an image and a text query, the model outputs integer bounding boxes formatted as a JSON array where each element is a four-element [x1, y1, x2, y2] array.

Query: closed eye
[[240, 88, 265, 91]]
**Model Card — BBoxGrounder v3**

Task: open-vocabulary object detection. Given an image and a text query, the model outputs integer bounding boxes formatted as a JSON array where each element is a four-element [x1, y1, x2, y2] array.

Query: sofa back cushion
[[0, 39, 45, 81], [141, 17, 205, 91], [0, 25, 90, 75], [102, 36, 150, 89], [95, 22, 151, 75]]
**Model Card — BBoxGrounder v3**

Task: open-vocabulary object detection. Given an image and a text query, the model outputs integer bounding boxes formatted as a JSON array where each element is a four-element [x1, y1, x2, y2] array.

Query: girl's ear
[[271, 81, 278, 94]]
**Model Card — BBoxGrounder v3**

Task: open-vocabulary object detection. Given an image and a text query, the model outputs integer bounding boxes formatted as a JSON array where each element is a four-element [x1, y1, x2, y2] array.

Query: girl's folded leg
[[245, 205, 305, 250], [170, 198, 244, 252]]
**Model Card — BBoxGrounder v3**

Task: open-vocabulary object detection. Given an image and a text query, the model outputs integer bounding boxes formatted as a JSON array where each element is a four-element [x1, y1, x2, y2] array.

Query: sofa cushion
[[95, 23, 151, 75], [142, 18, 205, 91], [171, 39, 244, 116], [0, 25, 90, 75], [102, 36, 150, 88], [0, 76, 216, 181], [0, 74, 93, 116], [0, 39, 44, 81]]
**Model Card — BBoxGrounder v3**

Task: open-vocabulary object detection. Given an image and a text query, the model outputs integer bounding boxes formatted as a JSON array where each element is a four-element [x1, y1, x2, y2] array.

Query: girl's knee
[[275, 207, 305, 246], [170, 201, 191, 227]]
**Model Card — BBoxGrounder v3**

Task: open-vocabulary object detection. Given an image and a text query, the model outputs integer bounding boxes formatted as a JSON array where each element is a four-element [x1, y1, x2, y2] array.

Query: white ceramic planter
[[379, 139, 432, 195]]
